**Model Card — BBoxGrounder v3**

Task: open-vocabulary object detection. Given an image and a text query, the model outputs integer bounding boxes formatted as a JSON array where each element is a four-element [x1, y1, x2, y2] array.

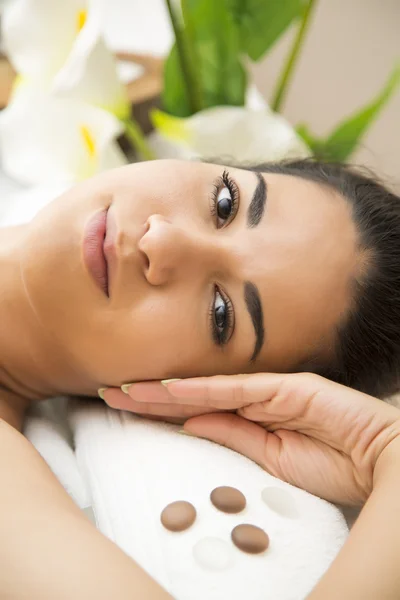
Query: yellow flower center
[[76, 9, 87, 32], [80, 125, 97, 160]]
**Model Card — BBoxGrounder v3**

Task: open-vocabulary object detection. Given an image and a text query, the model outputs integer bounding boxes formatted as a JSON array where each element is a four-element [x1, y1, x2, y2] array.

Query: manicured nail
[[121, 383, 133, 394], [98, 388, 106, 400], [161, 378, 182, 386], [178, 429, 197, 437]]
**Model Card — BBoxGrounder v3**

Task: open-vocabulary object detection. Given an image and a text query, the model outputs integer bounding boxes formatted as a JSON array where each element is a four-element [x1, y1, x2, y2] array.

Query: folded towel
[[24, 398, 91, 510], [66, 399, 348, 600]]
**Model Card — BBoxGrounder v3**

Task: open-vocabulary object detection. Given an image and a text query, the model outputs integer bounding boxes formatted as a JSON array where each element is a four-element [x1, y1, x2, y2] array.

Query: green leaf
[[296, 123, 327, 158], [320, 64, 400, 162], [225, 0, 304, 61], [163, 44, 193, 118], [296, 65, 400, 162], [195, 1, 247, 107], [296, 123, 319, 149], [163, 0, 247, 117]]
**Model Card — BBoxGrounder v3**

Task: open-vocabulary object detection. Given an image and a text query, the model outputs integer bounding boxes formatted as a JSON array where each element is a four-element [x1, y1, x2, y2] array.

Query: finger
[[237, 404, 302, 430], [104, 381, 232, 409], [185, 415, 368, 504], [237, 378, 400, 457], [103, 388, 222, 419], [102, 385, 171, 408], [139, 415, 186, 425], [184, 413, 285, 478], [157, 373, 288, 409]]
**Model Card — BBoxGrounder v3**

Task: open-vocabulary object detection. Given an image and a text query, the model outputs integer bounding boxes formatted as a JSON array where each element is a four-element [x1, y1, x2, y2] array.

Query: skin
[[0, 160, 399, 597], [0, 159, 359, 419]]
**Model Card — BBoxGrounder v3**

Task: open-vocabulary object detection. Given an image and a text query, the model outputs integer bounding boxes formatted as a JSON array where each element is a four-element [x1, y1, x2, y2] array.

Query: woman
[[1, 157, 400, 598]]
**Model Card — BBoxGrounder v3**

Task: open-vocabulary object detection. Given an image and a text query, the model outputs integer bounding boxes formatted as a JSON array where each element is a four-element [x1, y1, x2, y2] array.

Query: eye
[[216, 187, 233, 224], [215, 290, 226, 330], [211, 170, 239, 228], [209, 286, 234, 346]]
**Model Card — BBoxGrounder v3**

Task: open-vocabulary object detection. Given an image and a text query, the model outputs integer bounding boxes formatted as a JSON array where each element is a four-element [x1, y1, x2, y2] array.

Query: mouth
[[83, 208, 110, 297]]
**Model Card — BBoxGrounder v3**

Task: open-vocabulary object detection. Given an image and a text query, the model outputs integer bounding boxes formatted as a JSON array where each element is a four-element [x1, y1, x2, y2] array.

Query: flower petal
[[151, 109, 192, 144], [0, 88, 127, 185], [150, 106, 309, 163], [2, 0, 86, 82], [52, 10, 129, 119]]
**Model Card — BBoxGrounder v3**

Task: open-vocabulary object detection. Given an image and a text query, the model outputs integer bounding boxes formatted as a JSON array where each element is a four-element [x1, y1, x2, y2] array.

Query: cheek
[[129, 302, 194, 376], [83, 299, 189, 385]]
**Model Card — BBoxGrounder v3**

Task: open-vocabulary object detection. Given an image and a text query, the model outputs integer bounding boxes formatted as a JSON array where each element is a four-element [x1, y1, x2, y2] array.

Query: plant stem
[[271, 0, 318, 113], [181, 0, 203, 109], [165, 0, 202, 114], [123, 118, 155, 161]]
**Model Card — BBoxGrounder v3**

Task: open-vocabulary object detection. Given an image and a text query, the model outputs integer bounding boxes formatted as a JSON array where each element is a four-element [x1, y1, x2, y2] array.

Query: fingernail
[[178, 429, 197, 438], [98, 388, 107, 400], [121, 383, 133, 394], [161, 378, 182, 386]]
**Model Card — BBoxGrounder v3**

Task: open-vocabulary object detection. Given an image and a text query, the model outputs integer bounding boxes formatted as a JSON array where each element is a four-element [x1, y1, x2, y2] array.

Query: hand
[[102, 374, 400, 505], [100, 382, 227, 424]]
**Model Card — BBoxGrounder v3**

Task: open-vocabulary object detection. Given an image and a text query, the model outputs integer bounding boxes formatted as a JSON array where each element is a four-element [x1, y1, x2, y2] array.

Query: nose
[[138, 214, 219, 286]]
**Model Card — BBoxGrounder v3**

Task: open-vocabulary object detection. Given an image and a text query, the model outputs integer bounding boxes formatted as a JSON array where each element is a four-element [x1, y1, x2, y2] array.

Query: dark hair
[[248, 159, 400, 398]]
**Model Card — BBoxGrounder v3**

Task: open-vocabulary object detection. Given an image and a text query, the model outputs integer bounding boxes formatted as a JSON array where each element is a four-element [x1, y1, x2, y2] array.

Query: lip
[[103, 207, 117, 294], [83, 208, 110, 297]]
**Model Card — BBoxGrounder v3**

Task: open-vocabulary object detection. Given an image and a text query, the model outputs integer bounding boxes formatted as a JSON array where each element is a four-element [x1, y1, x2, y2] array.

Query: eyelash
[[210, 170, 239, 226], [208, 169, 238, 346], [208, 286, 234, 346]]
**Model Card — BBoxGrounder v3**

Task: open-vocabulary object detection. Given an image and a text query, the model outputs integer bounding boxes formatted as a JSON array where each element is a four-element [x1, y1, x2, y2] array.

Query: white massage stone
[[193, 537, 233, 571]]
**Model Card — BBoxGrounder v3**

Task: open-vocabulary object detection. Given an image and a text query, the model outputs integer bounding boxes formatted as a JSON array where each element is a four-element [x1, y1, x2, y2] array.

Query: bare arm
[[0, 406, 172, 599], [308, 437, 400, 599]]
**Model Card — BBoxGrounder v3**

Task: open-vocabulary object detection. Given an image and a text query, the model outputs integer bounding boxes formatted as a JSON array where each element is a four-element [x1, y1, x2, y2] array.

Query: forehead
[[235, 171, 359, 372]]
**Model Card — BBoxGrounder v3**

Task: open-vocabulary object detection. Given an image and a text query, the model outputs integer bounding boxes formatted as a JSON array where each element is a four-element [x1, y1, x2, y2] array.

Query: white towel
[[23, 398, 91, 510], [66, 399, 348, 600]]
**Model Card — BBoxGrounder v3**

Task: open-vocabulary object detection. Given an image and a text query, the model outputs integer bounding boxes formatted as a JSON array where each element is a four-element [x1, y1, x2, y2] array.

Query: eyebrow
[[247, 173, 267, 228], [244, 281, 265, 362]]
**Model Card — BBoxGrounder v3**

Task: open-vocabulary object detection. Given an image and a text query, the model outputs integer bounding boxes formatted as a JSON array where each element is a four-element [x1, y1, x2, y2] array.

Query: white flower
[[149, 105, 310, 164], [0, 0, 130, 184], [0, 89, 127, 185], [2, 0, 129, 118]]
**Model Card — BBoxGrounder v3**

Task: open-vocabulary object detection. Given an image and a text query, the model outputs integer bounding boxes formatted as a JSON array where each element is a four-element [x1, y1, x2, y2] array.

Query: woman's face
[[20, 160, 359, 393]]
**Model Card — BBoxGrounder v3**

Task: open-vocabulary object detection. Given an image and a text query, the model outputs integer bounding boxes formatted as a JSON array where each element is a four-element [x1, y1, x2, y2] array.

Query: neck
[[0, 224, 85, 402]]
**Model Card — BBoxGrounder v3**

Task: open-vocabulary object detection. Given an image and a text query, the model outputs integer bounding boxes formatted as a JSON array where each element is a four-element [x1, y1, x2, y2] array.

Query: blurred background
[[0, 0, 398, 199], [252, 0, 400, 191], [96, 0, 399, 188]]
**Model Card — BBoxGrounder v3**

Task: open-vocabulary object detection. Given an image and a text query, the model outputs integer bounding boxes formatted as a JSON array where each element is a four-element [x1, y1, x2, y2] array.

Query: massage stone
[[210, 486, 246, 514], [160, 500, 197, 532]]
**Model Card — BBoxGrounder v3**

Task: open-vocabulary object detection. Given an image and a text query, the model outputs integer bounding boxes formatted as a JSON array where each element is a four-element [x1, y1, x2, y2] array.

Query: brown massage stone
[[231, 524, 269, 554], [160, 501, 197, 532], [210, 486, 246, 514]]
